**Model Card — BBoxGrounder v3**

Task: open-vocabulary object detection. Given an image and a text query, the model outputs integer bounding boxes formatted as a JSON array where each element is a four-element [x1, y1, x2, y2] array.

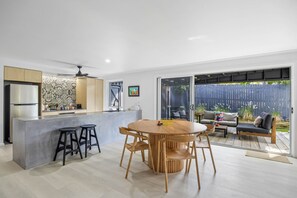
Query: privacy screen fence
[[195, 84, 291, 120]]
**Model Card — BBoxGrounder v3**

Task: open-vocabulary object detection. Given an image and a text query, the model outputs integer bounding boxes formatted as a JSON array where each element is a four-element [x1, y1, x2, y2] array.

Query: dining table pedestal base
[[148, 134, 185, 173]]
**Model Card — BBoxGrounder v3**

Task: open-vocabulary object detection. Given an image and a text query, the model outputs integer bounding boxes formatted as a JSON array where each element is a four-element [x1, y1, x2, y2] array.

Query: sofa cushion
[[237, 123, 270, 134], [253, 116, 263, 127], [204, 111, 215, 120], [217, 120, 237, 127], [179, 110, 186, 116], [200, 119, 215, 124], [261, 112, 272, 130], [172, 111, 180, 118], [223, 112, 238, 121]]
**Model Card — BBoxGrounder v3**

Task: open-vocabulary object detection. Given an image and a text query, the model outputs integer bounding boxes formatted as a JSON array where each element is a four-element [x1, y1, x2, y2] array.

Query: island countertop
[[13, 110, 142, 169], [18, 110, 132, 121]]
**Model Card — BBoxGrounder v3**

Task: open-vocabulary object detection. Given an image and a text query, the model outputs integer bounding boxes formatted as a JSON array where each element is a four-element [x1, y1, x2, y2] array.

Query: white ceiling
[[0, 0, 296, 76]]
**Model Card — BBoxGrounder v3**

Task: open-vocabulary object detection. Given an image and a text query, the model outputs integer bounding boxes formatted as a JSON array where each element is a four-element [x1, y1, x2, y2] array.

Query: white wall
[[103, 50, 297, 157]]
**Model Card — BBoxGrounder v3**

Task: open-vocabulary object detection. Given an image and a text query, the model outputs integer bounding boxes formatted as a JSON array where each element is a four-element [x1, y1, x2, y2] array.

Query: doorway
[[194, 68, 291, 155], [157, 76, 195, 121]]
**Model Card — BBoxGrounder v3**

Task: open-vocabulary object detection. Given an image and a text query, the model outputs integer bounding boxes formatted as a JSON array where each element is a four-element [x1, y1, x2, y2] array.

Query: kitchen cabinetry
[[24, 69, 42, 83], [4, 66, 25, 81], [95, 79, 103, 111], [76, 78, 103, 112], [4, 66, 42, 83]]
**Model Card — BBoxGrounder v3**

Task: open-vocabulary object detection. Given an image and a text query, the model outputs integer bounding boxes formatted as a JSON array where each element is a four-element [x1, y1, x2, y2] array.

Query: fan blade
[[57, 73, 75, 77], [50, 59, 98, 68]]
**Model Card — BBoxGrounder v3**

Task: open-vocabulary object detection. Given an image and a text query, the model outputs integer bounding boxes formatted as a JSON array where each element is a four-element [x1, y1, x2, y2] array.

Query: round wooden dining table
[[128, 119, 207, 173]]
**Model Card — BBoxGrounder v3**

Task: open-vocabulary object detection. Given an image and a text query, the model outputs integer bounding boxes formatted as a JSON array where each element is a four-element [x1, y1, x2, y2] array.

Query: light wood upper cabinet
[[95, 79, 103, 111], [76, 78, 103, 112], [24, 69, 42, 83], [76, 78, 87, 109], [4, 66, 42, 83], [86, 78, 96, 112], [4, 66, 25, 81]]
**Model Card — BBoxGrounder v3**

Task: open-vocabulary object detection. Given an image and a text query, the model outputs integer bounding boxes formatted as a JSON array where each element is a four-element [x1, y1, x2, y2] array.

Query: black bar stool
[[53, 127, 83, 165], [78, 124, 101, 157]]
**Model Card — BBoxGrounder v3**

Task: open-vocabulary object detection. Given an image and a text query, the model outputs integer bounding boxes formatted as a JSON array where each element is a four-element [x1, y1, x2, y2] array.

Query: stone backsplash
[[42, 74, 76, 108]]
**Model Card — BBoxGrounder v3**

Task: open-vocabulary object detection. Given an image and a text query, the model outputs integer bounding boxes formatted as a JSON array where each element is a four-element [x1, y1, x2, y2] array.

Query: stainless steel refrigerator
[[8, 84, 39, 142]]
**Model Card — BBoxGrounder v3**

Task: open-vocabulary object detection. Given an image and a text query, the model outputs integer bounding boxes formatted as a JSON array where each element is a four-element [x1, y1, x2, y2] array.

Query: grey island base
[[13, 110, 142, 169]]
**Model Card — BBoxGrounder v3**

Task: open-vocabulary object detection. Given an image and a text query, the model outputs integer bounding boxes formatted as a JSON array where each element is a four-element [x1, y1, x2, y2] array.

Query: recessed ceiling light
[[105, 59, 111, 63]]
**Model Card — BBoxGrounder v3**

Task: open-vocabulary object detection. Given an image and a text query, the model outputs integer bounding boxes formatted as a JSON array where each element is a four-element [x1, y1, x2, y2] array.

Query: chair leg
[[187, 146, 194, 173], [93, 128, 101, 153], [202, 148, 206, 161], [53, 132, 63, 161], [89, 129, 92, 150], [185, 142, 190, 173], [141, 150, 145, 162], [62, 133, 67, 166], [163, 142, 168, 193], [206, 135, 216, 173], [84, 129, 88, 158], [120, 135, 128, 167], [70, 133, 74, 156], [125, 150, 134, 179], [74, 131, 83, 159], [193, 142, 201, 190], [76, 129, 83, 155], [157, 140, 160, 174], [148, 143, 155, 173], [187, 159, 192, 173]]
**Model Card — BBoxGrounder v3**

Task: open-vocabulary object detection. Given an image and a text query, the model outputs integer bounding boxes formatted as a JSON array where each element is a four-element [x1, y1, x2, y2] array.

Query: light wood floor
[[0, 141, 296, 198], [209, 128, 290, 155]]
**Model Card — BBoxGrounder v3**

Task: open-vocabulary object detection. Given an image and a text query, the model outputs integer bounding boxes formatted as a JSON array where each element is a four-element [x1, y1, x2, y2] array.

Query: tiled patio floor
[[208, 127, 290, 155]]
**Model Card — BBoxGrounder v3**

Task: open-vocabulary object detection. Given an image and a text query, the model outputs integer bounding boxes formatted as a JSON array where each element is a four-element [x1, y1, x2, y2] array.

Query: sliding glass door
[[157, 76, 195, 121]]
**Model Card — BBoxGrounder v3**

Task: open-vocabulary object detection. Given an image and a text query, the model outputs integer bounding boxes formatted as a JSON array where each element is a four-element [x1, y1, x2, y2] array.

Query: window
[[109, 81, 123, 110]]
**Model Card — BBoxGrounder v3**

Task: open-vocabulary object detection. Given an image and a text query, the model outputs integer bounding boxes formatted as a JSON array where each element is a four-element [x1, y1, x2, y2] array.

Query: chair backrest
[[261, 112, 273, 130], [119, 127, 129, 135], [165, 134, 197, 143], [119, 127, 146, 139], [205, 124, 215, 133]]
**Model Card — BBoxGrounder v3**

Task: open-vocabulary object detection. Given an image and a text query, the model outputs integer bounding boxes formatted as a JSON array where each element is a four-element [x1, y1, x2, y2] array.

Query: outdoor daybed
[[199, 111, 239, 127], [236, 112, 276, 144]]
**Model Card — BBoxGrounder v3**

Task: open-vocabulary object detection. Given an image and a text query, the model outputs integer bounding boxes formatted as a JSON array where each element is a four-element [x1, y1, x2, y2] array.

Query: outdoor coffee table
[[215, 125, 228, 138]]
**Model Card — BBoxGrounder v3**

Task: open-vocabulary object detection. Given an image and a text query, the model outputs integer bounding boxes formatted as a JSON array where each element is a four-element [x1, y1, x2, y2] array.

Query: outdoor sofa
[[237, 112, 276, 144], [171, 106, 188, 119], [199, 110, 239, 127]]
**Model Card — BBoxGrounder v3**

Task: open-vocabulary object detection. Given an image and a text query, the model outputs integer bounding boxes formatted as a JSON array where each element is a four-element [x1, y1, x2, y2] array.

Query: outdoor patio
[[208, 127, 290, 155]]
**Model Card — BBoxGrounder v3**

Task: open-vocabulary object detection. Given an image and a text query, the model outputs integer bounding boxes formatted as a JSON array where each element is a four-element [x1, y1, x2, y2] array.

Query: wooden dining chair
[[187, 124, 216, 173], [159, 135, 200, 193], [119, 127, 155, 179]]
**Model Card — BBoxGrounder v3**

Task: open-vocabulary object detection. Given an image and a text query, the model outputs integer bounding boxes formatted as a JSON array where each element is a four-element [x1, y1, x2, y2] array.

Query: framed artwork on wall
[[128, 85, 140, 97]]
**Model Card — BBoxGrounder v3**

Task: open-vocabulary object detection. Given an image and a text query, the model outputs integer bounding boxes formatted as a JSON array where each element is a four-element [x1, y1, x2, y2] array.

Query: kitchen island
[[13, 110, 142, 169]]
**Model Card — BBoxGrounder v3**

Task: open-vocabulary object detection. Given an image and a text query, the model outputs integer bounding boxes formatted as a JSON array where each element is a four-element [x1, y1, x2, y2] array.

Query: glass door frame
[[157, 75, 195, 122]]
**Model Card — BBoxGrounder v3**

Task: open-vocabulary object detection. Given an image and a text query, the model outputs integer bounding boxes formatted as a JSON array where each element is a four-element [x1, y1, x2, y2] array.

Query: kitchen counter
[[13, 110, 142, 169], [41, 109, 87, 116]]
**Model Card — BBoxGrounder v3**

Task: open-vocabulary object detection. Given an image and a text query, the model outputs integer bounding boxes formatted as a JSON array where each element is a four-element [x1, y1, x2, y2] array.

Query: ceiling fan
[[50, 59, 97, 78], [75, 65, 88, 77]]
